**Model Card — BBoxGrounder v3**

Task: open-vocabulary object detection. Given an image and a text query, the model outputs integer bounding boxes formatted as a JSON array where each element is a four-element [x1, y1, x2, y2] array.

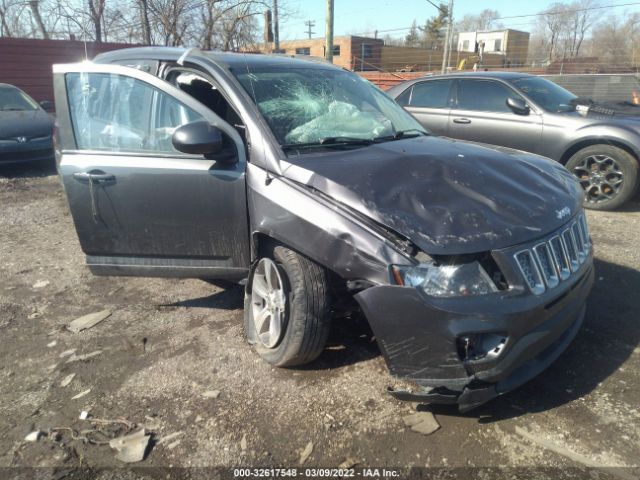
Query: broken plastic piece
[[24, 431, 41, 442], [67, 310, 111, 333], [66, 350, 102, 363], [299, 441, 313, 465], [109, 428, 150, 463], [60, 373, 76, 387], [402, 412, 440, 435], [71, 389, 91, 400], [202, 390, 220, 399]]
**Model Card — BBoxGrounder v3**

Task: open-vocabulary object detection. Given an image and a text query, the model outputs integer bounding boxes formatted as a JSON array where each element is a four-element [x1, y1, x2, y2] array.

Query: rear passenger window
[[395, 87, 412, 106], [66, 72, 203, 154], [409, 80, 452, 108], [456, 79, 518, 113]]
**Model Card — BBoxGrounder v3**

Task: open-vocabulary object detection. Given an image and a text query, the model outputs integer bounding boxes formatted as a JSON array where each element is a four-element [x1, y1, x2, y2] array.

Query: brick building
[[261, 35, 384, 71]]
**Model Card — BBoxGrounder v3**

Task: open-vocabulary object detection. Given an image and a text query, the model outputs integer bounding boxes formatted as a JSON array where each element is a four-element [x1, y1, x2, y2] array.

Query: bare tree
[[587, 12, 639, 65], [565, 0, 600, 57], [0, 0, 289, 53], [28, 0, 49, 38], [137, 0, 152, 44], [536, 2, 570, 61], [455, 9, 502, 33], [87, 0, 106, 42], [0, 0, 17, 36]]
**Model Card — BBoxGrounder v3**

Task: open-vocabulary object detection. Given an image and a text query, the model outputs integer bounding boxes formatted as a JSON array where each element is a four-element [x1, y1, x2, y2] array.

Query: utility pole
[[304, 20, 316, 39], [440, 0, 453, 74], [446, 0, 454, 72], [273, 0, 280, 52], [325, 0, 334, 63]]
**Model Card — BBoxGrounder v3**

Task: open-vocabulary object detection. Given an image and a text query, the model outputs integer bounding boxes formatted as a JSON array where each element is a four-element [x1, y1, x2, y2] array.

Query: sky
[[277, 0, 640, 41]]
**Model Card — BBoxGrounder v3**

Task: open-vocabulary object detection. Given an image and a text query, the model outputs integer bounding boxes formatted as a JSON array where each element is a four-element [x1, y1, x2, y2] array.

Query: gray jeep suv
[[52, 48, 593, 411], [388, 72, 640, 210]]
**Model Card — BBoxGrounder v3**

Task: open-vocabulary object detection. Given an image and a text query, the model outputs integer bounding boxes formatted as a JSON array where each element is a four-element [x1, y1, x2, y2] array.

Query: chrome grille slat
[[533, 243, 559, 288], [561, 228, 580, 272], [579, 214, 590, 249], [572, 223, 586, 263], [515, 250, 545, 295], [549, 235, 571, 281], [514, 215, 590, 295]]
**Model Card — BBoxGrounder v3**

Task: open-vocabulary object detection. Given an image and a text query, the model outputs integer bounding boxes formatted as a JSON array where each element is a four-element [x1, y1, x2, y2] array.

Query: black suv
[[389, 72, 640, 210], [52, 48, 593, 411]]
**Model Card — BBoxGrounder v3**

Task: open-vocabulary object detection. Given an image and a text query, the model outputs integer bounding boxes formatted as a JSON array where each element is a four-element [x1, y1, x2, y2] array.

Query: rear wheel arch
[[560, 138, 640, 166]]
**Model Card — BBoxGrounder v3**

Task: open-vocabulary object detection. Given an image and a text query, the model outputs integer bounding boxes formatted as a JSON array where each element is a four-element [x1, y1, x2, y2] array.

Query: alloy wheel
[[250, 258, 287, 349], [572, 154, 624, 203]]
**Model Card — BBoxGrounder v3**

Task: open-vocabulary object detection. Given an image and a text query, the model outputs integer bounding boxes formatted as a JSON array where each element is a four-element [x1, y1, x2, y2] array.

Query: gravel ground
[[0, 162, 639, 479]]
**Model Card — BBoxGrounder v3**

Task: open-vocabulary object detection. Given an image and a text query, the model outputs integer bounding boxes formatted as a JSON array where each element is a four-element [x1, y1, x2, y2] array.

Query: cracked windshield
[[233, 67, 425, 150]]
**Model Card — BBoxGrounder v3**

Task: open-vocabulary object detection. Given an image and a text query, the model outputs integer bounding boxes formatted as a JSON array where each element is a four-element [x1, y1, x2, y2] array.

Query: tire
[[565, 145, 639, 211], [244, 245, 331, 367]]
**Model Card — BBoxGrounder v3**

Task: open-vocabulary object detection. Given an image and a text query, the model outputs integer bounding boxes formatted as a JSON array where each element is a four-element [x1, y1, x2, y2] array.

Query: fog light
[[456, 333, 507, 362]]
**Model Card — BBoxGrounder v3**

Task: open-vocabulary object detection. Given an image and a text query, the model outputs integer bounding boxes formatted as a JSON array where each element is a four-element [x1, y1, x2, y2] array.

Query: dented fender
[[246, 163, 412, 284]]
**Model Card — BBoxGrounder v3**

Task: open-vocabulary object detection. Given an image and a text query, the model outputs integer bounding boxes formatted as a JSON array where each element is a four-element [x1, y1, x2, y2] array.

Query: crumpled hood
[[0, 109, 53, 139], [281, 136, 583, 255]]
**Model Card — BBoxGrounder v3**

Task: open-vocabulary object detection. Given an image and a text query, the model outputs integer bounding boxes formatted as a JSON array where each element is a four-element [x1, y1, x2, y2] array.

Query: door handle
[[73, 171, 115, 183], [72, 171, 115, 222], [453, 118, 471, 124]]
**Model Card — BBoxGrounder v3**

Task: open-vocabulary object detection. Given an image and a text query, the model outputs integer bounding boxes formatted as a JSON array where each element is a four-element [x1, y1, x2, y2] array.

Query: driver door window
[[66, 72, 203, 154], [449, 79, 542, 153]]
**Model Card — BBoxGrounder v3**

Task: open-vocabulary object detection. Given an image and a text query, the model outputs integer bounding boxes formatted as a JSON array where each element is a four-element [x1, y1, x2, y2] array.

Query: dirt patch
[[1, 162, 639, 475]]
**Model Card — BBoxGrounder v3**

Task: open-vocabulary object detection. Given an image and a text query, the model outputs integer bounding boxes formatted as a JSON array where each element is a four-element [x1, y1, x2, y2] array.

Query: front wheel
[[566, 145, 639, 210], [244, 245, 331, 367]]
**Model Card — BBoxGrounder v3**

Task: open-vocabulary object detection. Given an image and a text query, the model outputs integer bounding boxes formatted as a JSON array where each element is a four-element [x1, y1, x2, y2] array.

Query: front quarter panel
[[246, 163, 411, 284], [541, 112, 640, 161]]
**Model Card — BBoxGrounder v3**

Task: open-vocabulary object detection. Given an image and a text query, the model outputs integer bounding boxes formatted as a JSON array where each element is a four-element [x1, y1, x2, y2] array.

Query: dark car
[[52, 48, 593, 411], [0, 83, 54, 165], [388, 72, 640, 210], [542, 73, 640, 104]]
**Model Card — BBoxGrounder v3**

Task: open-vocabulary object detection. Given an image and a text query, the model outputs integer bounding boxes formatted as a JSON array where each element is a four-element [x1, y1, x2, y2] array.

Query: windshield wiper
[[319, 136, 374, 145], [281, 136, 374, 151], [373, 129, 427, 142]]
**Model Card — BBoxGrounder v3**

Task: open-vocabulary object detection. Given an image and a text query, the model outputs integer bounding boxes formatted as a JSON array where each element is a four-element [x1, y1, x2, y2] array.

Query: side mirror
[[39, 100, 54, 112], [506, 97, 530, 115], [172, 121, 224, 156]]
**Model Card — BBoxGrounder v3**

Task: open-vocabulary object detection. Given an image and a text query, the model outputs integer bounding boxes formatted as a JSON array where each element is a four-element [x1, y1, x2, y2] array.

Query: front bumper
[[0, 138, 54, 165], [354, 256, 594, 412]]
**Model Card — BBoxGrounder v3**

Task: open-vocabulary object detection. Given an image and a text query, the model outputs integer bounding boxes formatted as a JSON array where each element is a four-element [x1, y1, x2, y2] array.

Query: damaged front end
[[355, 213, 594, 412]]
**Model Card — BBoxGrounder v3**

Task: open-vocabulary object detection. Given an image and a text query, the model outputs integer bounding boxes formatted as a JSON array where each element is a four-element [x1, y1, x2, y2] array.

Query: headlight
[[393, 261, 499, 297]]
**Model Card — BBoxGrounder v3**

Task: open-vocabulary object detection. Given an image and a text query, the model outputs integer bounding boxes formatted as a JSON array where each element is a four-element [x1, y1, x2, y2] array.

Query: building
[[261, 35, 384, 71], [457, 29, 530, 67]]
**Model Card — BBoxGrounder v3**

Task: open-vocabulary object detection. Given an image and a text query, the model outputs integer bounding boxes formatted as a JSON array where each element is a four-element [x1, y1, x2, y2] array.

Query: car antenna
[[242, 53, 273, 185]]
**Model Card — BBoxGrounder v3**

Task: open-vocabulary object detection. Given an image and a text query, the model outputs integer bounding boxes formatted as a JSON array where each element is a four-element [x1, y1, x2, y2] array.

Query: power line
[[495, 1, 640, 21], [351, 1, 640, 37]]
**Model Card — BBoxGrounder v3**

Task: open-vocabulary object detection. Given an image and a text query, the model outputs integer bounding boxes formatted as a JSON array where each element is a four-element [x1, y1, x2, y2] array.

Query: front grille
[[0, 148, 53, 162], [515, 213, 591, 295]]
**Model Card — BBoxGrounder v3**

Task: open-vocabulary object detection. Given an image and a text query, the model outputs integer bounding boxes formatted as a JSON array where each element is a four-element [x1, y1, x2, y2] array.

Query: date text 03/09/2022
[[232, 468, 401, 478]]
